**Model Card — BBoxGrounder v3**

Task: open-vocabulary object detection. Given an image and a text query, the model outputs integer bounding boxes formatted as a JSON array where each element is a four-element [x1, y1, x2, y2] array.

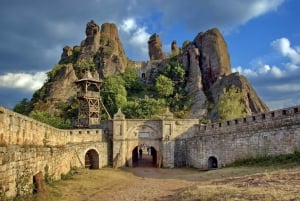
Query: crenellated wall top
[[198, 105, 300, 134]]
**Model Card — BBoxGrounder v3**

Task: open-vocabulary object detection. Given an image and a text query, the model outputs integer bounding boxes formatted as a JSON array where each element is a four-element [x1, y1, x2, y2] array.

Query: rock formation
[[33, 20, 128, 113], [27, 20, 269, 121], [59, 20, 128, 78], [180, 28, 268, 119], [148, 33, 165, 60], [171, 40, 180, 56], [194, 28, 231, 90]]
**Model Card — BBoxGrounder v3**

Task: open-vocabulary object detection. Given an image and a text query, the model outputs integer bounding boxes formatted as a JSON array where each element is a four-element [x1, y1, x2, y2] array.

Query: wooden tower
[[75, 71, 102, 128]]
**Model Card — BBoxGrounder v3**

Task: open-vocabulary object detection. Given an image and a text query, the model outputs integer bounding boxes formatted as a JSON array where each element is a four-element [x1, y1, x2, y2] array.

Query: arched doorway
[[85, 149, 99, 169], [208, 156, 218, 169], [132, 146, 158, 167]]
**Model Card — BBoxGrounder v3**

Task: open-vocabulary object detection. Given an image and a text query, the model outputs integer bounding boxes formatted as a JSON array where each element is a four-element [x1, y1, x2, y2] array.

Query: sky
[[0, 0, 300, 111]]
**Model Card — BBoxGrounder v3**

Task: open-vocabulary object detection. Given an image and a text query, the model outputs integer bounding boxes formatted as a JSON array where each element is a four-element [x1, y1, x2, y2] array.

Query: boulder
[[148, 33, 165, 60], [194, 28, 231, 90]]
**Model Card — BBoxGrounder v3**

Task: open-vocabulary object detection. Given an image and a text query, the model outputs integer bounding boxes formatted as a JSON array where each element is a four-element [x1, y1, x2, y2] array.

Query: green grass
[[228, 150, 300, 167]]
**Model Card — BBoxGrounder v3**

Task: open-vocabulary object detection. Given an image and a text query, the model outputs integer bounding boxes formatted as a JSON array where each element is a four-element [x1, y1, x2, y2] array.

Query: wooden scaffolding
[[75, 71, 102, 128]]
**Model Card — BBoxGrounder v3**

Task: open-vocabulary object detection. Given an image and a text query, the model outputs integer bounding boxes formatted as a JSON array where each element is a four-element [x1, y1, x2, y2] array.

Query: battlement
[[198, 105, 300, 135], [0, 106, 105, 147]]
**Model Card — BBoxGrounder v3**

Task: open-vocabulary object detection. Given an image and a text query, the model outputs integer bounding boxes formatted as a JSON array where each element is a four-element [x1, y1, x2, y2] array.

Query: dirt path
[[43, 165, 300, 201], [44, 167, 198, 201]]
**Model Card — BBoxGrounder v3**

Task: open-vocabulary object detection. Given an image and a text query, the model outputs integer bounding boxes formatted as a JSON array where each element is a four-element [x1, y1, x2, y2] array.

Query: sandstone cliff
[[60, 20, 128, 78], [180, 28, 269, 119], [33, 20, 128, 113], [148, 33, 166, 60], [28, 20, 269, 121]]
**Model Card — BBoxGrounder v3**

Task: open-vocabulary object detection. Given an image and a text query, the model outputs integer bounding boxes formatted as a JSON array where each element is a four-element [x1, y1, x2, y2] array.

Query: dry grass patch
[[171, 170, 300, 201]]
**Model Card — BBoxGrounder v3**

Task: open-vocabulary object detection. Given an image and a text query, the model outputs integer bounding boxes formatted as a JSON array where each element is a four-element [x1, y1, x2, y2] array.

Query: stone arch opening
[[85, 149, 99, 169], [132, 145, 158, 167], [32, 171, 46, 194], [208, 156, 218, 169]]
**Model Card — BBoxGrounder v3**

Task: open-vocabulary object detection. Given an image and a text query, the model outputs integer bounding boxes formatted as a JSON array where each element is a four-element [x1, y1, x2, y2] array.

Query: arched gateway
[[85, 149, 100, 169], [111, 108, 199, 168], [112, 109, 165, 168], [132, 145, 158, 167]]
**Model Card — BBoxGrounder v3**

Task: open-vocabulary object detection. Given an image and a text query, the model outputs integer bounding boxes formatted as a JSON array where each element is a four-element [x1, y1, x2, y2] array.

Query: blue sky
[[0, 0, 299, 110]]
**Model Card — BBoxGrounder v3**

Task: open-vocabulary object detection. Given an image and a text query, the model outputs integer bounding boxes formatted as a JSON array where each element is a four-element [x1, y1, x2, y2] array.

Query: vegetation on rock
[[217, 85, 247, 121], [12, 20, 269, 128]]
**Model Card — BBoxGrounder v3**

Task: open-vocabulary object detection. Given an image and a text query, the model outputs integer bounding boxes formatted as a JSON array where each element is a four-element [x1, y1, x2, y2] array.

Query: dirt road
[[44, 164, 300, 201]]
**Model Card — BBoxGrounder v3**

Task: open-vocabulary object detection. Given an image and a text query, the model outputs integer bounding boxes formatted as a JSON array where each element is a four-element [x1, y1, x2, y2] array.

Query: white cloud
[[0, 71, 47, 92], [233, 64, 285, 78], [119, 18, 151, 60], [271, 37, 300, 64], [258, 65, 271, 74], [232, 66, 257, 77], [233, 37, 300, 110], [120, 18, 137, 33]]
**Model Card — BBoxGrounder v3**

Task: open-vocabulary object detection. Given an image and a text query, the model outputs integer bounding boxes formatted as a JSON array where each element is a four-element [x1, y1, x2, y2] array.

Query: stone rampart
[[0, 107, 108, 198], [1, 103, 300, 197], [0, 107, 104, 147], [175, 105, 300, 168]]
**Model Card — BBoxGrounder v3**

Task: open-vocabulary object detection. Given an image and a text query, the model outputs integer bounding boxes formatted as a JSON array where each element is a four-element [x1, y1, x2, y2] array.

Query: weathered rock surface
[[210, 73, 269, 113], [181, 43, 207, 118], [171, 40, 180, 56], [59, 20, 128, 78], [94, 22, 128, 78], [30, 20, 269, 121], [207, 73, 269, 120], [148, 33, 165, 60], [194, 28, 231, 90], [181, 28, 268, 119], [59, 46, 73, 64], [33, 64, 78, 113], [77, 20, 101, 61]]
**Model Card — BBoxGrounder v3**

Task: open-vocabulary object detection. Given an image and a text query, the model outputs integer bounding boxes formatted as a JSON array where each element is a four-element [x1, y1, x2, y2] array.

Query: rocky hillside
[[32, 20, 129, 112], [178, 28, 269, 119], [29, 20, 268, 121]]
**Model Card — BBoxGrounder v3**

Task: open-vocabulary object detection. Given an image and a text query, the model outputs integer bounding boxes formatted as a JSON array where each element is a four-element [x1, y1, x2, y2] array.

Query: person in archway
[[139, 147, 143, 159]]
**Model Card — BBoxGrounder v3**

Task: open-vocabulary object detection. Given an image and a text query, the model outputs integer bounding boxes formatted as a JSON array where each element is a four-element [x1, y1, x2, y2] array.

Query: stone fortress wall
[[1, 104, 300, 197], [173, 105, 300, 168], [0, 107, 109, 197]]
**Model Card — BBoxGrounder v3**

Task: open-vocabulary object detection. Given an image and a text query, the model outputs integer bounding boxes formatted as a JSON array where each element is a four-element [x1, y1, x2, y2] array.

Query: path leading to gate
[[43, 166, 300, 201], [44, 167, 201, 201]]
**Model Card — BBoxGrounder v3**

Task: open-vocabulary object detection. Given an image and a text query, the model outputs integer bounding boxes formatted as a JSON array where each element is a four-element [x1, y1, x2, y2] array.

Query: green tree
[[217, 85, 247, 121], [75, 58, 96, 78], [13, 98, 33, 115], [46, 64, 64, 82], [162, 60, 185, 84], [29, 110, 71, 129], [182, 40, 191, 49], [101, 75, 127, 116], [155, 75, 174, 98], [122, 98, 165, 119], [122, 67, 143, 92]]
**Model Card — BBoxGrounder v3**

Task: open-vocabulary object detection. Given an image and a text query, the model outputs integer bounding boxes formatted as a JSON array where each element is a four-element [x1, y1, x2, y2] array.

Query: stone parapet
[[0, 107, 106, 147]]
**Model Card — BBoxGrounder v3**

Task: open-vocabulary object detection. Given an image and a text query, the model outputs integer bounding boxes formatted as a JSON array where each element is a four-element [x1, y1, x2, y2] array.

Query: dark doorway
[[208, 156, 218, 169], [150, 146, 157, 166], [132, 146, 157, 167], [132, 146, 139, 167], [85, 149, 99, 169]]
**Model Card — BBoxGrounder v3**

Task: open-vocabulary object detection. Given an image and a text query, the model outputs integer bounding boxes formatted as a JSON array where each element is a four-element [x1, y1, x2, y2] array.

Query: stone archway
[[131, 145, 158, 167], [208, 156, 218, 169], [85, 149, 99, 169]]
